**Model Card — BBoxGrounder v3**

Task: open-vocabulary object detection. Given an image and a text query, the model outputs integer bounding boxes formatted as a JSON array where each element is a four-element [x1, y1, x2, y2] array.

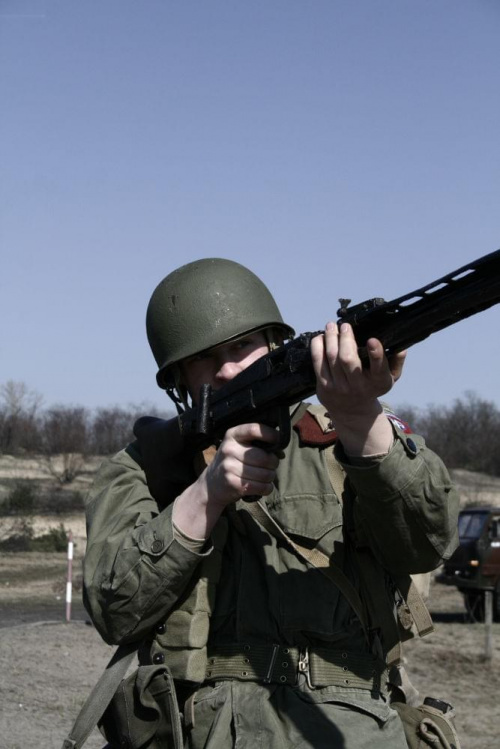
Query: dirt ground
[[1, 545, 499, 749]]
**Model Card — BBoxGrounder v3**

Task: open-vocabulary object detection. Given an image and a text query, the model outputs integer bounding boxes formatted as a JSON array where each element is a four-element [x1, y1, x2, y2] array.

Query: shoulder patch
[[294, 408, 338, 446], [383, 406, 413, 434]]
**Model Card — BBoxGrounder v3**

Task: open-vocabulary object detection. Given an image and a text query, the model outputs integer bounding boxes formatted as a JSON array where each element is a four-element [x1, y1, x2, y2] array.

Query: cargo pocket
[[187, 682, 234, 749], [267, 686, 407, 749], [293, 685, 393, 724], [98, 664, 183, 749]]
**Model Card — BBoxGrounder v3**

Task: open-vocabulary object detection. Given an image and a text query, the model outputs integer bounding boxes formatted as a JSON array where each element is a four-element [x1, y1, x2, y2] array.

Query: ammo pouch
[[98, 664, 183, 749], [392, 698, 461, 749]]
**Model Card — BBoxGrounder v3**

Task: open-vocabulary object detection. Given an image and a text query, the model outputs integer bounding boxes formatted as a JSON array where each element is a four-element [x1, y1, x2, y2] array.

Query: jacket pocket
[[268, 494, 343, 541], [268, 499, 352, 637]]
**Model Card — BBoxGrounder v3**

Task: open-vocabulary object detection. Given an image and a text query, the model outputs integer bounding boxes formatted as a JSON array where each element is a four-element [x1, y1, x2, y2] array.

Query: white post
[[66, 530, 73, 623]]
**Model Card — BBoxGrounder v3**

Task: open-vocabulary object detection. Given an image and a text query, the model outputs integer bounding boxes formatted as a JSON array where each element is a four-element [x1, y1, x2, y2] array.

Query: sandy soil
[[1, 548, 499, 749]]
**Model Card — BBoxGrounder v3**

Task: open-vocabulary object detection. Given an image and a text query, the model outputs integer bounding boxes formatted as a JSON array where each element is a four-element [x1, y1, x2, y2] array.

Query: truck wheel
[[464, 591, 485, 622]]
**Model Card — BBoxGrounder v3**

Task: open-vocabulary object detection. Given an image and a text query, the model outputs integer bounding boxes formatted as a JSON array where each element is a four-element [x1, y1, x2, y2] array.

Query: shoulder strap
[[61, 642, 138, 749]]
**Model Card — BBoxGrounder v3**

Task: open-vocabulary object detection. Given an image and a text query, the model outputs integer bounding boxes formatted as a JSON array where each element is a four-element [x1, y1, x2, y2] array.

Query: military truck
[[436, 506, 500, 621]]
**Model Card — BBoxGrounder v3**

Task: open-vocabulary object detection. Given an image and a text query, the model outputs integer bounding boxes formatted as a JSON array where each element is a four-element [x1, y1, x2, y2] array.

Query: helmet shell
[[146, 258, 294, 388]]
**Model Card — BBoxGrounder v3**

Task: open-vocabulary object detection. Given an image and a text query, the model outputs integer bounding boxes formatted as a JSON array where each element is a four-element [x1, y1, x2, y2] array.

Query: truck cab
[[436, 506, 500, 621]]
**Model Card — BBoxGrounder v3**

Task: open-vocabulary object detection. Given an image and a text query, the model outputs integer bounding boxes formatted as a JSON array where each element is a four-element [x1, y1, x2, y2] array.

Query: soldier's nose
[[215, 360, 241, 382]]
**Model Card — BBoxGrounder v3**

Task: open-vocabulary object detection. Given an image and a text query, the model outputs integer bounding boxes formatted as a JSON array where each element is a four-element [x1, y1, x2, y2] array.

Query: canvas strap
[[61, 641, 138, 749]]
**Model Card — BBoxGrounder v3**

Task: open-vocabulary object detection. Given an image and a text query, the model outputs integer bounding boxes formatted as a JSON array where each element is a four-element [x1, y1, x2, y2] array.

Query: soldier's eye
[[189, 350, 212, 363]]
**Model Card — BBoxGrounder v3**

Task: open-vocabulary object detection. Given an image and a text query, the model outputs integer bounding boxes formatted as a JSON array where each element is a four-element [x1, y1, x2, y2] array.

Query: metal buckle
[[298, 647, 314, 689]]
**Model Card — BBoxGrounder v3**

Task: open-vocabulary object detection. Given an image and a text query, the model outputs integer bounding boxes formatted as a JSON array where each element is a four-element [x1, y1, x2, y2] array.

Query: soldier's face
[[181, 331, 268, 404]]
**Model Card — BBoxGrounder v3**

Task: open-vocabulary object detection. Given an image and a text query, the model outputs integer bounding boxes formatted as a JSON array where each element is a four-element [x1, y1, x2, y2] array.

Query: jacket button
[[151, 539, 164, 553], [153, 652, 165, 664], [156, 623, 166, 634], [406, 438, 418, 455]]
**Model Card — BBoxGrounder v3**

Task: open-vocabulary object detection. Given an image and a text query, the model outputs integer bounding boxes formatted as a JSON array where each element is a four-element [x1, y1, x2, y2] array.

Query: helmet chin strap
[[166, 364, 189, 414], [166, 386, 185, 415]]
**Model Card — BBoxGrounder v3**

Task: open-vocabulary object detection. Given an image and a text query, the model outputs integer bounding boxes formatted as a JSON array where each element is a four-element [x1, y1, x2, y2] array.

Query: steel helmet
[[146, 258, 295, 391]]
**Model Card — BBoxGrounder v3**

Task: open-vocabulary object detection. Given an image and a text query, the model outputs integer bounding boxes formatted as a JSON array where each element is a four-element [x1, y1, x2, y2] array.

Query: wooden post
[[484, 590, 493, 659], [66, 530, 73, 623]]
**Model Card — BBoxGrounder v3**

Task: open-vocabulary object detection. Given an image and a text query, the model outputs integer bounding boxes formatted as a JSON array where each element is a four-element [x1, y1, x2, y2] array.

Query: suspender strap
[[393, 573, 435, 638], [61, 642, 138, 749]]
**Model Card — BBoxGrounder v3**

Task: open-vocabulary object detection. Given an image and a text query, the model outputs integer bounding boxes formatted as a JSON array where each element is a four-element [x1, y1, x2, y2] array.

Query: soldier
[[82, 258, 459, 748]]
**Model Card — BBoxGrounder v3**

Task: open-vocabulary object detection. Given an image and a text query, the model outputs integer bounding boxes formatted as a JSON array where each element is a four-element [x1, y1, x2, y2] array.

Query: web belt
[[205, 643, 387, 692]]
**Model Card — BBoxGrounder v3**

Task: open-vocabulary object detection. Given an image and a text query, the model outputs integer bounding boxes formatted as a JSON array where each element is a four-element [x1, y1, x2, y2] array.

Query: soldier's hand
[[310, 322, 407, 457], [203, 423, 280, 507], [173, 423, 279, 539], [311, 322, 406, 417]]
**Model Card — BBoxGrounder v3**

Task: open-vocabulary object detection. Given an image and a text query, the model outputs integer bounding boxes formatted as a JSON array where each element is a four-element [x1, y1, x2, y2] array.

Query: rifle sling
[[61, 641, 138, 749]]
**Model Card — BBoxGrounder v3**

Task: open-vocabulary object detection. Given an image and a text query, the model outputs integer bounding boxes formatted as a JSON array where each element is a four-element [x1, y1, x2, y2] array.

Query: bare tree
[[397, 392, 500, 476], [89, 403, 172, 455], [90, 407, 136, 455], [40, 406, 90, 483], [0, 381, 43, 453]]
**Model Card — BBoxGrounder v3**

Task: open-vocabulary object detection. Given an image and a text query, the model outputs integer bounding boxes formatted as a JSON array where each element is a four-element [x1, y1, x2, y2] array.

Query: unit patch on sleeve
[[383, 406, 413, 434]]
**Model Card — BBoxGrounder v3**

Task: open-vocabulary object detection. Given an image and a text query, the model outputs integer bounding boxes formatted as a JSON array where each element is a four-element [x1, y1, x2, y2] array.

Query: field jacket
[[83, 404, 459, 748]]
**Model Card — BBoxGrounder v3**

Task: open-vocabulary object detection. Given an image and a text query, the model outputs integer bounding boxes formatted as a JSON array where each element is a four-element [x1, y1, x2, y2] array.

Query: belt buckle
[[298, 647, 314, 689]]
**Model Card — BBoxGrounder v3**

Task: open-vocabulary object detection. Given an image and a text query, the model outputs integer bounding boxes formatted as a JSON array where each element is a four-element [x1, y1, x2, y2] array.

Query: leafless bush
[[397, 392, 500, 476], [90, 406, 140, 454], [0, 381, 171, 459], [39, 406, 90, 483], [0, 380, 43, 453]]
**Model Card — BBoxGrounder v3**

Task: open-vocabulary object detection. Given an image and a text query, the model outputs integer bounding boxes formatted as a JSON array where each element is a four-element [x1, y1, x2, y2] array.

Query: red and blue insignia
[[384, 408, 413, 434]]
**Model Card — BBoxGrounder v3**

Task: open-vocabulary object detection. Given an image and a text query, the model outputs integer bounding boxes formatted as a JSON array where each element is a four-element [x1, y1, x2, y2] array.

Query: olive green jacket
[[83, 406, 459, 748]]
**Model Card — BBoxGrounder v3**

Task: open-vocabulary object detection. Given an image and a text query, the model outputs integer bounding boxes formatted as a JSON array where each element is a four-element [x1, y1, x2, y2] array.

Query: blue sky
[[1, 0, 499, 415]]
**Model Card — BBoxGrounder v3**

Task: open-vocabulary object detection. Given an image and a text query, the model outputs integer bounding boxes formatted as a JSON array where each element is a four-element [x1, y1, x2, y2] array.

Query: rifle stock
[[134, 248, 500, 495]]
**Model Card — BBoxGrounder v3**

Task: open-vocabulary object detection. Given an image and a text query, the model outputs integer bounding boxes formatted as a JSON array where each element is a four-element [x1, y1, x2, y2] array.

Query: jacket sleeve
[[83, 443, 212, 645], [336, 426, 460, 574]]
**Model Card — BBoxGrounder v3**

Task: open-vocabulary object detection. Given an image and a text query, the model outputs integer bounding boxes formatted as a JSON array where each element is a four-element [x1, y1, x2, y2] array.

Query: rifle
[[134, 248, 500, 501]]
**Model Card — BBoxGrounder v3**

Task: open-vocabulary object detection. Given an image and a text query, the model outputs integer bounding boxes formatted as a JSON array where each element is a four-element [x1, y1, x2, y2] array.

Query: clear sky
[[1, 0, 499, 416]]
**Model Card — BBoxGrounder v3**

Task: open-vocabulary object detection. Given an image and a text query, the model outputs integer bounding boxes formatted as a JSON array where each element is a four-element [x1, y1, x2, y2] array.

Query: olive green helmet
[[146, 258, 294, 393]]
